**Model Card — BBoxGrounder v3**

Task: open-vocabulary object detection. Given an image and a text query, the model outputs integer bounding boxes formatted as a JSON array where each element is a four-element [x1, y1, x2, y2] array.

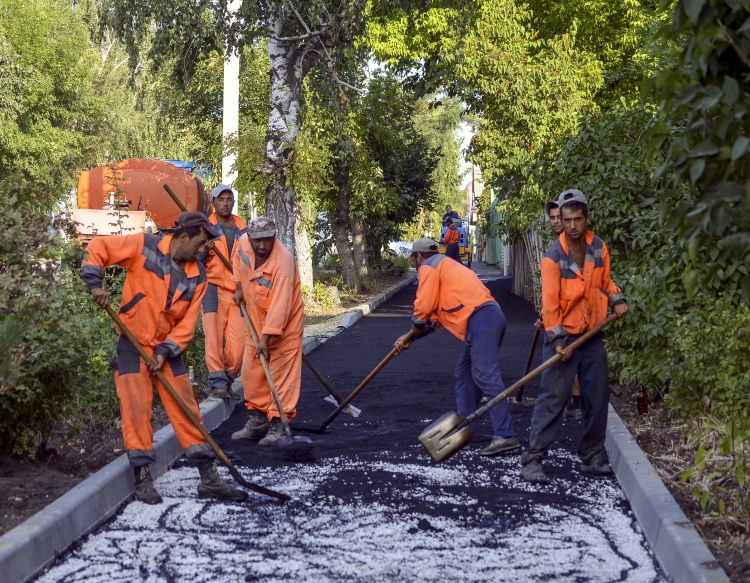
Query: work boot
[[231, 410, 270, 441], [581, 452, 614, 476], [563, 407, 582, 421], [479, 436, 521, 456], [226, 387, 241, 401], [210, 385, 234, 400], [195, 458, 249, 501], [520, 459, 549, 484], [258, 419, 285, 446], [134, 466, 163, 504]]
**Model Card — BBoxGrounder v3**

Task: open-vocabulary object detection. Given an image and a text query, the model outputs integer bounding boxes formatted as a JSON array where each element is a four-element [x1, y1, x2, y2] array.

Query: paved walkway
[[35, 279, 663, 583]]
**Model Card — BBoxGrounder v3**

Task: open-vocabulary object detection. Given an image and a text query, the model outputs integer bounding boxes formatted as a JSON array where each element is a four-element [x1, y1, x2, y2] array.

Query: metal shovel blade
[[323, 395, 362, 417], [418, 412, 473, 463]]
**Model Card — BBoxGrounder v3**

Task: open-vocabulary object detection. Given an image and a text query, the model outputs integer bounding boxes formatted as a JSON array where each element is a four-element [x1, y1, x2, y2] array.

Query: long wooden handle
[[162, 183, 234, 273], [303, 354, 346, 404], [459, 314, 619, 428], [104, 304, 289, 501], [318, 329, 416, 431], [240, 305, 294, 440], [515, 326, 541, 402]]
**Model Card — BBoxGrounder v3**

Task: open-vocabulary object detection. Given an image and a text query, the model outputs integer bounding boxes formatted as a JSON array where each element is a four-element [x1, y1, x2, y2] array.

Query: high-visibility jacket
[[82, 233, 207, 357], [232, 235, 304, 340], [541, 230, 626, 349], [203, 213, 246, 291], [413, 254, 496, 341], [443, 225, 460, 246]]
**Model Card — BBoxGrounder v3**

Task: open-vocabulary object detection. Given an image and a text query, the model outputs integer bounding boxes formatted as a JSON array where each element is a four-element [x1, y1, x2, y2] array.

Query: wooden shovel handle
[[240, 305, 294, 441], [162, 183, 234, 273], [318, 329, 416, 431], [460, 314, 619, 428], [104, 305, 289, 501], [515, 326, 541, 402], [303, 354, 347, 404]]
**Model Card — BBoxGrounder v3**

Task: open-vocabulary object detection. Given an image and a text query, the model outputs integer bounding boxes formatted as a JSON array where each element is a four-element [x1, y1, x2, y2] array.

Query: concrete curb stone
[[605, 405, 729, 583], [0, 275, 412, 583]]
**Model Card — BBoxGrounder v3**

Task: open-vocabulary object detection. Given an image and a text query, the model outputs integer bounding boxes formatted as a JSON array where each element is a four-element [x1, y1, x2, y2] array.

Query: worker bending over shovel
[[231, 217, 305, 445], [82, 213, 248, 503], [199, 184, 247, 400], [394, 238, 519, 456], [521, 190, 628, 484]]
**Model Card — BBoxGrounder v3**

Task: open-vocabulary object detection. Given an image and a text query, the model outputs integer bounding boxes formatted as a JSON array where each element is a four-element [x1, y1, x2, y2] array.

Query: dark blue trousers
[[445, 244, 461, 262], [455, 304, 516, 438], [522, 332, 610, 465]]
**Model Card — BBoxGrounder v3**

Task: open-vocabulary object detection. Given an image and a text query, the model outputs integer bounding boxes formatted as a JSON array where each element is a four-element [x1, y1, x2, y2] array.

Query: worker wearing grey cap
[[521, 189, 628, 483], [200, 185, 247, 400], [394, 238, 520, 455]]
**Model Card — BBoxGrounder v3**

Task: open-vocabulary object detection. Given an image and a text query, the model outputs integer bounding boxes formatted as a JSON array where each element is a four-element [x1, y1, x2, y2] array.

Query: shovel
[[102, 304, 290, 501], [295, 329, 417, 434], [419, 314, 618, 463], [241, 305, 315, 462], [163, 183, 234, 273], [514, 326, 541, 404], [303, 354, 362, 417]]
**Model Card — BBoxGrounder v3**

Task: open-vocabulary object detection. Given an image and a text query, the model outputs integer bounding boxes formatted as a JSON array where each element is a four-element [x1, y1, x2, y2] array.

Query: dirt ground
[[610, 393, 750, 583]]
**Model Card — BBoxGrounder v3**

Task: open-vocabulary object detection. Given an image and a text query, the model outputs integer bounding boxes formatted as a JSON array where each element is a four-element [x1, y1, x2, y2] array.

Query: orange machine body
[[77, 159, 209, 230]]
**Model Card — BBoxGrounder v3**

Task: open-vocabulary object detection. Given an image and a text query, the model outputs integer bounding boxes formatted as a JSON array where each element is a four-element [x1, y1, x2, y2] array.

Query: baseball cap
[[174, 212, 220, 238], [411, 238, 439, 253], [247, 217, 277, 239], [211, 184, 234, 198], [445, 217, 453, 224], [557, 189, 587, 208], [545, 200, 559, 215]]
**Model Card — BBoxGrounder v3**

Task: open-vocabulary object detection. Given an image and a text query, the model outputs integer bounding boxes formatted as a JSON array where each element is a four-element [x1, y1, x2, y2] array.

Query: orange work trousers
[[115, 336, 208, 466], [241, 331, 303, 420], [202, 283, 245, 391]]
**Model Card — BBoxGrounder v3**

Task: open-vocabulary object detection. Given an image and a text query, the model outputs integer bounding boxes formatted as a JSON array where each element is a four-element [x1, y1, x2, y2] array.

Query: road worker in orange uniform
[[394, 238, 519, 456], [82, 212, 248, 504], [200, 184, 247, 400], [521, 190, 628, 484], [230, 217, 305, 445], [441, 218, 461, 263]]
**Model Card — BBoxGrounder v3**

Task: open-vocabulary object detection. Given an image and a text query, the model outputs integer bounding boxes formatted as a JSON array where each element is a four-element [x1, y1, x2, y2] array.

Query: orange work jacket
[[232, 236, 304, 342], [203, 213, 246, 291], [413, 254, 497, 341], [443, 225, 460, 246], [82, 233, 207, 357], [541, 230, 626, 348]]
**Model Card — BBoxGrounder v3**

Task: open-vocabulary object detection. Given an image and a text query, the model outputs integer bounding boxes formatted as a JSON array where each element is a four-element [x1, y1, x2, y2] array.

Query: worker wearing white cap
[[201, 185, 247, 400]]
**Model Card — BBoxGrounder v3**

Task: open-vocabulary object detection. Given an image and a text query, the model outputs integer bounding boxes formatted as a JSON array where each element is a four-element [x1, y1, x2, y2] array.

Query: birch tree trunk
[[350, 218, 369, 279], [264, 15, 324, 260], [294, 206, 314, 293], [332, 158, 360, 290]]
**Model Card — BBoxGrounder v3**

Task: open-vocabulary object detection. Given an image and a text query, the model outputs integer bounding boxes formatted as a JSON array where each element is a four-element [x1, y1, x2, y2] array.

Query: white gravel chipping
[[35, 451, 664, 583]]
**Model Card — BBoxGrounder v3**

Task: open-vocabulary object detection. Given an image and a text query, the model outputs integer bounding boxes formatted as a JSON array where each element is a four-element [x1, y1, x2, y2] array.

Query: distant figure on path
[[442, 205, 460, 226], [441, 217, 461, 263]]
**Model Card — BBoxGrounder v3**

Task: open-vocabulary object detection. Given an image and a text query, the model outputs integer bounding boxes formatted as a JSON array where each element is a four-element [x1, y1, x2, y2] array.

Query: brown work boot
[[258, 419, 285, 446], [231, 410, 270, 441], [581, 452, 614, 476], [195, 459, 249, 501], [479, 436, 521, 456], [520, 459, 549, 484], [134, 466, 163, 504]]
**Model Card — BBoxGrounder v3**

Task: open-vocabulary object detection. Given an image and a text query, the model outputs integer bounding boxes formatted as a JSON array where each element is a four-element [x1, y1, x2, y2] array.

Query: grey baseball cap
[[211, 184, 234, 198], [411, 238, 439, 253], [557, 189, 587, 208], [246, 216, 277, 239]]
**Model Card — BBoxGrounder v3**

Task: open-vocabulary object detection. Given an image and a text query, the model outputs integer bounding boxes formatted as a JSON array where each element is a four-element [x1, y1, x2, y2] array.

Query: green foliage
[[647, 0, 750, 299], [0, 177, 115, 455]]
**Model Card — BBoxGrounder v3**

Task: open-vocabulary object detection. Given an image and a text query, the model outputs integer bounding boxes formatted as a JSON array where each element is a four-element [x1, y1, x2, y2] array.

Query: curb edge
[[605, 405, 730, 583]]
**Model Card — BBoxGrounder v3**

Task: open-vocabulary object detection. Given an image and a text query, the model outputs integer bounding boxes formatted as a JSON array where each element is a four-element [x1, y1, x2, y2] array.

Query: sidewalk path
[[35, 279, 664, 583]]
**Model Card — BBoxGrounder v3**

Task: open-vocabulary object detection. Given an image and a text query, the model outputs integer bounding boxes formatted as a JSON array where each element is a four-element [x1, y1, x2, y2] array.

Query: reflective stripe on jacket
[[413, 254, 497, 341], [204, 213, 246, 291], [82, 233, 207, 357], [443, 225, 460, 246], [232, 235, 304, 339], [541, 230, 626, 349]]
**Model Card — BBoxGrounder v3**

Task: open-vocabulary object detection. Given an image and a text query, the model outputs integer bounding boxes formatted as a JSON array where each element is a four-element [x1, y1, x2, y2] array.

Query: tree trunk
[[294, 202, 314, 293], [264, 15, 324, 254], [350, 218, 368, 278], [332, 157, 360, 290], [415, 208, 425, 236]]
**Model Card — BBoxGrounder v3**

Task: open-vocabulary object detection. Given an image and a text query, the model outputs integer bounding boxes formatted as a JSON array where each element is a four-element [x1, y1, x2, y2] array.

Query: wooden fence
[[505, 229, 544, 310]]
